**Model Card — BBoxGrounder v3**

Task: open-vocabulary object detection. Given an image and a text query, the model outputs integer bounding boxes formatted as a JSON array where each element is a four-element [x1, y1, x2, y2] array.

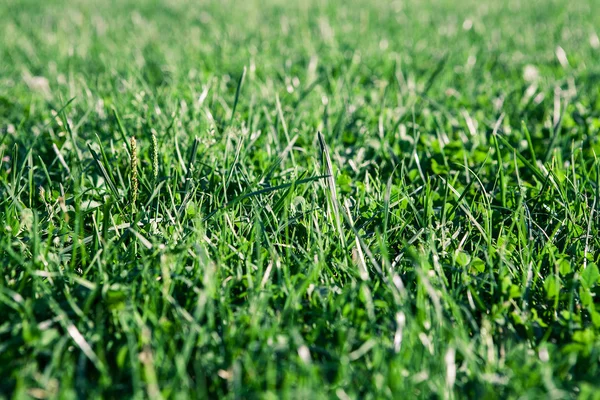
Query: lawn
[[1, 0, 600, 398]]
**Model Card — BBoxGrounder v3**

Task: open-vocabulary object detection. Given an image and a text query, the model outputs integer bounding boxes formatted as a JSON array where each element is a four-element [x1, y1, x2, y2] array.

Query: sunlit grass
[[1, 0, 600, 397]]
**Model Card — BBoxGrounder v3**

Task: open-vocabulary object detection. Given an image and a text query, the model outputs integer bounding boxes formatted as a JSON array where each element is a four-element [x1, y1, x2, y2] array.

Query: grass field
[[1, 0, 600, 397]]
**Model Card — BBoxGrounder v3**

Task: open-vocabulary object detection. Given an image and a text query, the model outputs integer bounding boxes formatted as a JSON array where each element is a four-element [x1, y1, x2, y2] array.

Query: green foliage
[[1, 0, 599, 398]]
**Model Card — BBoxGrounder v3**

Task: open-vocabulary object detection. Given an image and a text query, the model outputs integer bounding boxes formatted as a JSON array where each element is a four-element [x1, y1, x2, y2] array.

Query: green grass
[[1, 0, 600, 397]]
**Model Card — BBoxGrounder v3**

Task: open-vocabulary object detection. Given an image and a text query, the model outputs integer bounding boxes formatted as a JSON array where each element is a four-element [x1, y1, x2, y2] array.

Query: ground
[[1, 0, 600, 398]]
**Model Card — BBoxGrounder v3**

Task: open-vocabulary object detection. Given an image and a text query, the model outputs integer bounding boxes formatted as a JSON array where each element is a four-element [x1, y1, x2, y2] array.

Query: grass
[[1, 0, 600, 397]]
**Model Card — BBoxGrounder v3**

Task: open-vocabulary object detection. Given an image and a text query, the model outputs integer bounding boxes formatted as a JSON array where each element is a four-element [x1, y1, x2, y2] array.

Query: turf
[[1, 0, 600, 398]]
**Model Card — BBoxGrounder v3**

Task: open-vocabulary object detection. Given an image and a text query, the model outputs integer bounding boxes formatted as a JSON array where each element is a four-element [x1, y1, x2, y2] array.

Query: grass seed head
[[151, 129, 158, 180], [130, 136, 138, 213]]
